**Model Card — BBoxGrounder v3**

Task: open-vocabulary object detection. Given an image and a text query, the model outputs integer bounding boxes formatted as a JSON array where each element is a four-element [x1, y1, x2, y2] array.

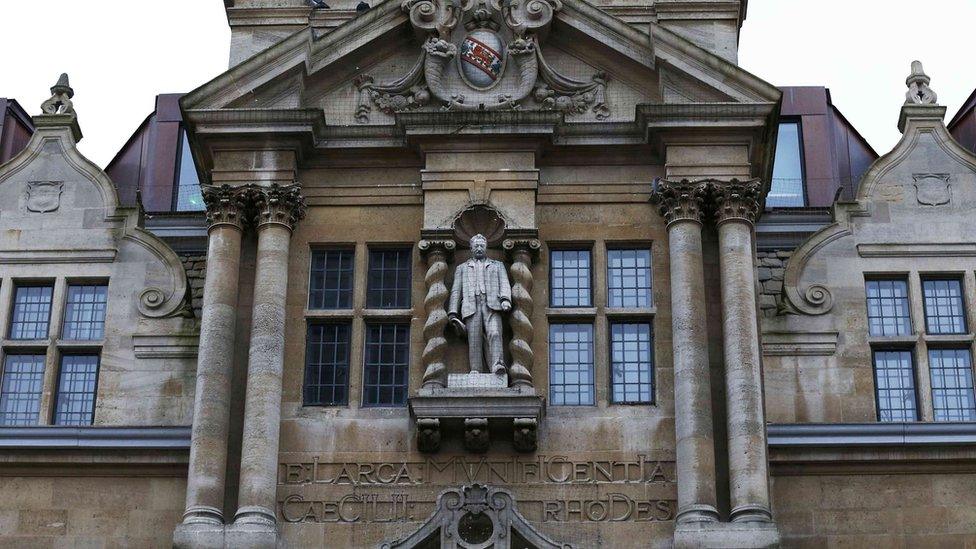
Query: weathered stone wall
[[0, 476, 185, 546], [756, 250, 790, 318], [772, 472, 976, 547], [180, 253, 207, 318]]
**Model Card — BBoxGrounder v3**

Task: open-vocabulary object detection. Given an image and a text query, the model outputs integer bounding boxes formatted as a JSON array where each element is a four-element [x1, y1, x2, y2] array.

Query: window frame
[[871, 348, 920, 422], [0, 353, 47, 426], [548, 247, 594, 309], [171, 126, 205, 212], [927, 346, 976, 422], [921, 276, 969, 335], [548, 322, 596, 407], [767, 118, 808, 208], [605, 247, 653, 310], [308, 248, 356, 311], [61, 282, 109, 341], [361, 321, 410, 408], [302, 321, 353, 407], [8, 282, 56, 341], [365, 247, 413, 310], [864, 276, 913, 337], [607, 320, 655, 405], [52, 352, 101, 426]]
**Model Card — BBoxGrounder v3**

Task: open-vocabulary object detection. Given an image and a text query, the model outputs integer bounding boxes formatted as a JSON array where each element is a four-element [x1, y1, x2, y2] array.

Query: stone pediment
[[182, 0, 779, 136]]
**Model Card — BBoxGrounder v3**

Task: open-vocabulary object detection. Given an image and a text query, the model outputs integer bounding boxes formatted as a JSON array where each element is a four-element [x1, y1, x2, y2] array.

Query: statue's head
[[470, 234, 488, 259]]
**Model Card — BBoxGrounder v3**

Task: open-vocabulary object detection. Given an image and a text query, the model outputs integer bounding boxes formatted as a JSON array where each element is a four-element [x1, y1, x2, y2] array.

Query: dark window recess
[[922, 279, 967, 335], [309, 250, 355, 310], [62, 284, 108, 340], [865, 279, 912, 337], [367, 249, 412, 309], [610, 322, 654, 404], [928, 348, 976, 422], [767, 121, 806, 207], [173, 129, 204, 212], [9, 285, 54, 340], [872, 350, 918, 422], [53, 355, 100, 426], [607, 249, 652, 308], [0, 354, 45, 426], [304, 323, 352, 406], [549, 323, 595, 406], [362, 323, 409, 407], [550, 250, 592, 308]]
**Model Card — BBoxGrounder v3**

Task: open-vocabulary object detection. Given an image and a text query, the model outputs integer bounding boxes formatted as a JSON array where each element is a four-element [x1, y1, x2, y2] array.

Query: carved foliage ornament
[[201, 183, 307, 232], [355, 0, 608, 123], [711, 178, 763, 225]]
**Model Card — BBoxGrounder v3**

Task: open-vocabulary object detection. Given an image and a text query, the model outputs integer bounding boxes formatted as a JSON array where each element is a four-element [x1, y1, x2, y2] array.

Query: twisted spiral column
[[503, 238, 541, 389], [419, 239, 455, 388]]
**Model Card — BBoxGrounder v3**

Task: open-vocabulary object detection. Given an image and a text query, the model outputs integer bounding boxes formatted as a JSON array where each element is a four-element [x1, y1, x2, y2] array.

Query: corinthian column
[[712, 179, 773, 524], [503, 237, 541, 389], [419, 239, 455, 388], [652, 179, 719, 524], [234, 184, 306, 527], [181, 184, 249, 527]]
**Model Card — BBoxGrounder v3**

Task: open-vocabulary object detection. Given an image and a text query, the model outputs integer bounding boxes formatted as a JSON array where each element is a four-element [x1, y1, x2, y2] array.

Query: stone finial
[[40, 73, 75, 115], [905, 60, 938, 105], [651, 178, 709, 227], [711, 178, 763, 226]]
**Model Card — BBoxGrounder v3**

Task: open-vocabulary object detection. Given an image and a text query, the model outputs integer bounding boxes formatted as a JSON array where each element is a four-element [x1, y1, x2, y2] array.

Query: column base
[[173, 521, 226, 549], [674, 521, 780, 549], [731, 504, 774, 524], [173, 517, 282, 549], [234, 505, 277, 525], [675, 503, 721, 524]]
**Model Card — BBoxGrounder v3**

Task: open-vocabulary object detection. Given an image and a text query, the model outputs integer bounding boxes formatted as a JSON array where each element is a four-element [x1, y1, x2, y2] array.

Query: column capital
[[711, 178, 763, 226], [651, 178, 709, 227], [202, 184, 251, 232], [252, 183, 307, 232], [418, 239, 456, 262], [502, 237, 542, 260]]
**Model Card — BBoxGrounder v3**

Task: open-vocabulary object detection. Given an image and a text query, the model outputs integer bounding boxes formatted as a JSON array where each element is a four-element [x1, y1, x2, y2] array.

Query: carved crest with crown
[[354, 0, 609, 122]]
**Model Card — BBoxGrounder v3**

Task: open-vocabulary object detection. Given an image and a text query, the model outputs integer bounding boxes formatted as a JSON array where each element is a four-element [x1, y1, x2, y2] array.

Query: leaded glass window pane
[[309, 250, 354, 309], [610, 322, 654, 404], [929, 348, 976, 422], [362, 323, 409, 407], [304, 323, 351, 406], [550, 250, 591, 308], [63, 284, 108, 340], [549, 323, 594, 406], [923, 279, 967, 335], [367, 249, 412, 309], [607, 249, 652, 308], [9, 285, 54, 340], [0, 354, 45, 426], [865, 279, 912, 337], [53, 355, 99, 426], [872, 350, 918, 422]]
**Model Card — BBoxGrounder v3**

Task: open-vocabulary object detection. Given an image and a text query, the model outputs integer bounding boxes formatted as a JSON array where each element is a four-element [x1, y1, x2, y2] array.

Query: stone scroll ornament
[[354, 0, 609, 122]]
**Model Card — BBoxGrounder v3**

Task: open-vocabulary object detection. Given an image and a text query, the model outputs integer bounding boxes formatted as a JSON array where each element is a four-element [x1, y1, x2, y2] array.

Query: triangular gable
[[183, 0, 779, 121]]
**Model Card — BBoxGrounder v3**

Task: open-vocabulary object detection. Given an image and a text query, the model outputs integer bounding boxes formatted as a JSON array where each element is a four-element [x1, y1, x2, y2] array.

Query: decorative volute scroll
[[355, 0, 609, 122], [905, 60, 938, 105], [381, 484, 574, 549], [711, 178, 763, 226], [40, 73, 75, 115], [503, 237, 541, 389], [419, 238, 457, 388], [650, 178, 709, 227]]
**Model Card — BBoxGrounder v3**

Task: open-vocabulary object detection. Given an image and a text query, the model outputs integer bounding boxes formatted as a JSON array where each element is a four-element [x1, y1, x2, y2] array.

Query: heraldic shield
[[26, 181, 64, 213]]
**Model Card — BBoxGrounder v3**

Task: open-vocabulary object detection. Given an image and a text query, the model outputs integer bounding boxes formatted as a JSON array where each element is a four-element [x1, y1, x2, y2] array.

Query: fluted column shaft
[[653, 180, 719, 524], [182, 185, 248, 525], [235, 184, 306, 526], [714, 180, 772, 523]]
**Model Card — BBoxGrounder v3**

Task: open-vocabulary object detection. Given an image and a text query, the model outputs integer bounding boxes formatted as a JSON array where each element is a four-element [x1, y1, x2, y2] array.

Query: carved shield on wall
[[26, 181, 64, 213], [458, 30, 506, 90], [913, 173, 951, 206]]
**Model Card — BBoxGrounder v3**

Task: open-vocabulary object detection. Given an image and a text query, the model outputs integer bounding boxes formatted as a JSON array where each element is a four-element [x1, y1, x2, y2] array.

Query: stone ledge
[[410, 387, 544, 419], [673, 521, 780, 549], [767, 422, 976, 447], [0, 426, 191, 449]]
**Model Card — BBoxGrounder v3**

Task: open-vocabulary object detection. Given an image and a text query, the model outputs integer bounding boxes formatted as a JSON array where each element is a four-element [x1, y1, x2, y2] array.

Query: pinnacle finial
[[905, 60, 938, 105], [40, 73, 76, 115]]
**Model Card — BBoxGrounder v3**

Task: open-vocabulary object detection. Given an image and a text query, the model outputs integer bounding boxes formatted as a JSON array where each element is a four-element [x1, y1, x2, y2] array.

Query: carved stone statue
[[448, 234, 513, 375]]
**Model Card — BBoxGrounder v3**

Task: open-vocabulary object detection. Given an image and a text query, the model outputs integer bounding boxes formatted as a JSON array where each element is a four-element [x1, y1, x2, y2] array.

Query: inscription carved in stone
[[25, 181, 64, 213]]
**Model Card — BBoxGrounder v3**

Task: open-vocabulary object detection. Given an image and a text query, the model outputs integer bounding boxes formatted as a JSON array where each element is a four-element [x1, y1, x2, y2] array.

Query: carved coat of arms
[[26, 181, 64, 213], [354, 0, 609, 122], [912, 173, 951, 206]]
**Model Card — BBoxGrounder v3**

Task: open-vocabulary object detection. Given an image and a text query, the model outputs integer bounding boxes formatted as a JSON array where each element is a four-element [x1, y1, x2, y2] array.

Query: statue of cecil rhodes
[[448, 234, 513, 375]]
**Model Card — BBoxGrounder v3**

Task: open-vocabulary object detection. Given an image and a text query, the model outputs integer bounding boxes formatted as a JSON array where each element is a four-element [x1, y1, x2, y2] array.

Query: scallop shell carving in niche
[[453, 206, 506, 246]]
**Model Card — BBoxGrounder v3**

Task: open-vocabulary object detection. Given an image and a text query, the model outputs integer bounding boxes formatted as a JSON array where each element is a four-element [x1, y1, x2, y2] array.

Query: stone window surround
[[302, 242, 414, 410], [865, 269, 976, 423], [0, 276, 108, 426], [545, 240, 657, 408]]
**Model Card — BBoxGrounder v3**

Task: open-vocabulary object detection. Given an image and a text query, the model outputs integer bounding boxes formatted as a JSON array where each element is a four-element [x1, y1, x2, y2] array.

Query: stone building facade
[[2, 2, 976, 548]]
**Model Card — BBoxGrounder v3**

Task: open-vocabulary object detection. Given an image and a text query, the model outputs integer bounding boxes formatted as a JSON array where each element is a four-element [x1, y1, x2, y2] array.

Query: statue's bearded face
[[471, 236, 487, 259]]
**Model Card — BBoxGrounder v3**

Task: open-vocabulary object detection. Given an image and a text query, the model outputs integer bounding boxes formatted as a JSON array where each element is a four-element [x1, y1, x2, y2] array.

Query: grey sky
[[1, 1, 973, 168]]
